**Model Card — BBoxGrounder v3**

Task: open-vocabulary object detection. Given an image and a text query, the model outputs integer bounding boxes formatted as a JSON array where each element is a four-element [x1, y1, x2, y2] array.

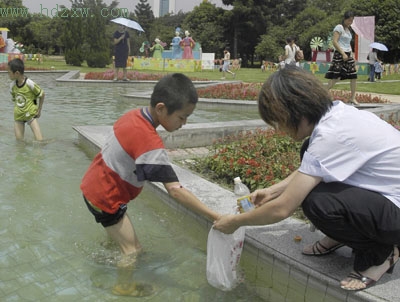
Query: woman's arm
[[213, 172, 322, 234]]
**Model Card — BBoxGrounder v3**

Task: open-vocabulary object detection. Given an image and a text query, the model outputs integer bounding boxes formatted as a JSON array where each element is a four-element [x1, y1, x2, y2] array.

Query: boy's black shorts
[[83, 195, 127, 227]]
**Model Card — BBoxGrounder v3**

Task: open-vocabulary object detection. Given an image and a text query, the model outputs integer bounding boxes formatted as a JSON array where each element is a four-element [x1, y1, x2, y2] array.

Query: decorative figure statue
[[180, 30, 195, 59], [171, 31, 182, 59], [150, 38, 164, 59]]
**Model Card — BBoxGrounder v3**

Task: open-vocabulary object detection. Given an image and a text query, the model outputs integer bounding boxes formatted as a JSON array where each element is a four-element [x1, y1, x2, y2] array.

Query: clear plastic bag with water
[[206, 225, 245, 291]]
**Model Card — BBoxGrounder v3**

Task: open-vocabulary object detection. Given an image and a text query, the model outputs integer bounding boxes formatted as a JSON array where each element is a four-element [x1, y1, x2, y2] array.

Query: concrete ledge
[[73, 125, 399, 301], [74, 120, 268, 149]]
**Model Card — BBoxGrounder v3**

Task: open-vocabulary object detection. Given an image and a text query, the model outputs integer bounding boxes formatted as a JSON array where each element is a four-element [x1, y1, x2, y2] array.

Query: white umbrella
[[111, 17, 144, 32], [369, 42, 388, 51]]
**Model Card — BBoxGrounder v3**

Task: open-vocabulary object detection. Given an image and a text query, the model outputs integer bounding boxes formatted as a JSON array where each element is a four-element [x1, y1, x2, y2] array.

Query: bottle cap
[[234, 177, 241, 183]]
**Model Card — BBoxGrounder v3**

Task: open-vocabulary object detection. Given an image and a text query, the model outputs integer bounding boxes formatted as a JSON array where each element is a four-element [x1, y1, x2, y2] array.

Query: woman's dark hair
[[258, 66, 332, 136], [342, 11, 355, 26]]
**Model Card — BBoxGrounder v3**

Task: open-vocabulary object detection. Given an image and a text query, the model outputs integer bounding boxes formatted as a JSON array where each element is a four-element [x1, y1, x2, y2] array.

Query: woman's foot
[[340, 246, 399, 291], [302, 236, 344, 256], [349, 99, 359, 105]]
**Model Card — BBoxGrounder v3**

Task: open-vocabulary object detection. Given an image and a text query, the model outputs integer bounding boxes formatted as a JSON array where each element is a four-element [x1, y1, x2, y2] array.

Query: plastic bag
[[206, 226, 245, 291]]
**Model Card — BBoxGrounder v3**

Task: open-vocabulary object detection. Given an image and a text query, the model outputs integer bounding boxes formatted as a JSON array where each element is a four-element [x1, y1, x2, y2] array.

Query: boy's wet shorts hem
[[83, 195, 127, 228]]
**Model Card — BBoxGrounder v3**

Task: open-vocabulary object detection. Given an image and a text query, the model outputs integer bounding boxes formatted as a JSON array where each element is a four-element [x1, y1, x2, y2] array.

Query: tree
[[0, 0, 31, 43], [81, 0, 112, 67], [134, 0, 154, 41], [181, 2, 225, 55], [60, 7, 85, 65], [61, 0, 115, 66], [351, 0, 400, 63]]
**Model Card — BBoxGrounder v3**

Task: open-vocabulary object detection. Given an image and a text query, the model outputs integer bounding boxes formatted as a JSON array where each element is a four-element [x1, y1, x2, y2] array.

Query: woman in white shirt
[[325, 11, 358, 105], [283, 37, 298, 66], [213, 66, 400, 292]]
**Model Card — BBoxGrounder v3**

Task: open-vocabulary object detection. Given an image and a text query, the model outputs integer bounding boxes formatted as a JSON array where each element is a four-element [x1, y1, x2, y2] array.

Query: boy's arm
[[164, 182, 220, 221], [35, 91, 45, 118]]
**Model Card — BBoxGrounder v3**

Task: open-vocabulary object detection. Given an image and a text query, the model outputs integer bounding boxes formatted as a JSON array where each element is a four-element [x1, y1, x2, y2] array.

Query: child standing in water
[[81, 73, 220, 296], [8, 58, 45, 141]]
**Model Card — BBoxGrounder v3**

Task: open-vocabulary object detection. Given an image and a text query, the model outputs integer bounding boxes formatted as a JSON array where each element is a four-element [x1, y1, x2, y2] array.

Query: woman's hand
[[342, 52, 349, 61], [213, 214, 238, 234], [250, 188, 274, 207]]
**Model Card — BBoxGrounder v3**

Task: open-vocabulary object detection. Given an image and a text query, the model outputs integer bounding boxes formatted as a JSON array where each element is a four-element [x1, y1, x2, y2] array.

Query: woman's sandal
[[341, 247, 398, 291], [302, 240, 345, 256]]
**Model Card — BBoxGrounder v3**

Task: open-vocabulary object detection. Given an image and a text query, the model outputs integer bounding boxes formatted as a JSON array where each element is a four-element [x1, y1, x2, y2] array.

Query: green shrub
[[65, 47, 83, 66], [86, 51, 111, 68]]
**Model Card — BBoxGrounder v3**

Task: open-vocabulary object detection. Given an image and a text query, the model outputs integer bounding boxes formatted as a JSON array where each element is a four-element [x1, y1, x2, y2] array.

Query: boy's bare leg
[[29, 119, 43, 141], [106, 214, 153, 296], [14, 122, 25, 141], [105, 213, 142, 257]]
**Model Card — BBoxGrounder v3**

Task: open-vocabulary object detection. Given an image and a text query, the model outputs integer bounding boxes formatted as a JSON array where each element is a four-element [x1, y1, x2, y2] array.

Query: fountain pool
[[0, 72, 265, 301]]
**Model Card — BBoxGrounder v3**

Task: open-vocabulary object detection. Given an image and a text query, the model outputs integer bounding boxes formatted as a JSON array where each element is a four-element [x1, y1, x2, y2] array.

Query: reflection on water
[[0, 73, 264, 301]]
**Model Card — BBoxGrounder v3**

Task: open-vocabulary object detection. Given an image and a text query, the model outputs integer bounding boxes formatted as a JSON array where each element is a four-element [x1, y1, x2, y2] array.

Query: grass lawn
[[25, 55, 400, 95]]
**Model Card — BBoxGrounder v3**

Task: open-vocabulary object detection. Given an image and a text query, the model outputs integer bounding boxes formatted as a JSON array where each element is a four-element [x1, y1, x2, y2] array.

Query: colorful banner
[[0, 53, 25, 64], [132, 57, 202, 72]]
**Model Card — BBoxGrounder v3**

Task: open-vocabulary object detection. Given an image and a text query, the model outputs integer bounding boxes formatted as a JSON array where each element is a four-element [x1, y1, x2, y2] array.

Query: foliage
[[182, 2, 228, 55], [196, 83, 392, 104], [351, 0, 400, 63], [4, 0, 400, 67], [197, 83, 262, 100], [60, 0, 114, 66], [191, 129, 302, 191], [134, 0, 155, 35], [60, 6, 84, 66], [82, 0, 111, 67], [86, 51, 110, 68]]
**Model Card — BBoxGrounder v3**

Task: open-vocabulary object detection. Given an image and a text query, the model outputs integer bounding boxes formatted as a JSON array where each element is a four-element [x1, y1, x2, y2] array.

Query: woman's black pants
[[302, 182, 400, 271]]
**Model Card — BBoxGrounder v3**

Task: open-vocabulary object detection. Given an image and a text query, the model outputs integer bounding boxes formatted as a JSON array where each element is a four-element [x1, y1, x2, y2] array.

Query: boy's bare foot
[[117, 248, 143, 268], [302, 236, 344, 256], [112, 282, 154, 296], [340, 246, 399, 291]]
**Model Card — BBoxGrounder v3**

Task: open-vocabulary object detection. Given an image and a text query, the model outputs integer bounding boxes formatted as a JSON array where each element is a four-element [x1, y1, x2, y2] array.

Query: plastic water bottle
[[234, 177, 254, 213]]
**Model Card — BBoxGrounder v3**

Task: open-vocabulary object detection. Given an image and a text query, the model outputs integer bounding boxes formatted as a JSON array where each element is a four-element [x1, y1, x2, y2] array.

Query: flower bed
[[196, 84, 391, 104]]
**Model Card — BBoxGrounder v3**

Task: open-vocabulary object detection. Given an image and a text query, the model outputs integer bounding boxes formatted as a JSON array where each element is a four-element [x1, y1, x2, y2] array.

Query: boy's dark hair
[[150, 73, 198, 114], [8, 58, 25, 74]]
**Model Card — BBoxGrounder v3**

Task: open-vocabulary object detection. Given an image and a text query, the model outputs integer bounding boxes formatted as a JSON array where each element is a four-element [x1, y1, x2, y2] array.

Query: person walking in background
[[213, 66, 400, 292], [374, 61, 384, 81], [81, 73, 220, 296], [367, 48, 379, 82], [113, 24, 130, 81], [8, 58, 45, 141], [325, 11, 358, 105], [221, 47, 235, 79], [283, 37, 297, 66]]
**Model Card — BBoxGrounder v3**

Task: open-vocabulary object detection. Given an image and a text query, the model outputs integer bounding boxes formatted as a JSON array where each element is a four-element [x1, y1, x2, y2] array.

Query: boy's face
[[7, 68, 18, 80], [156, 103, 196, 132]]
